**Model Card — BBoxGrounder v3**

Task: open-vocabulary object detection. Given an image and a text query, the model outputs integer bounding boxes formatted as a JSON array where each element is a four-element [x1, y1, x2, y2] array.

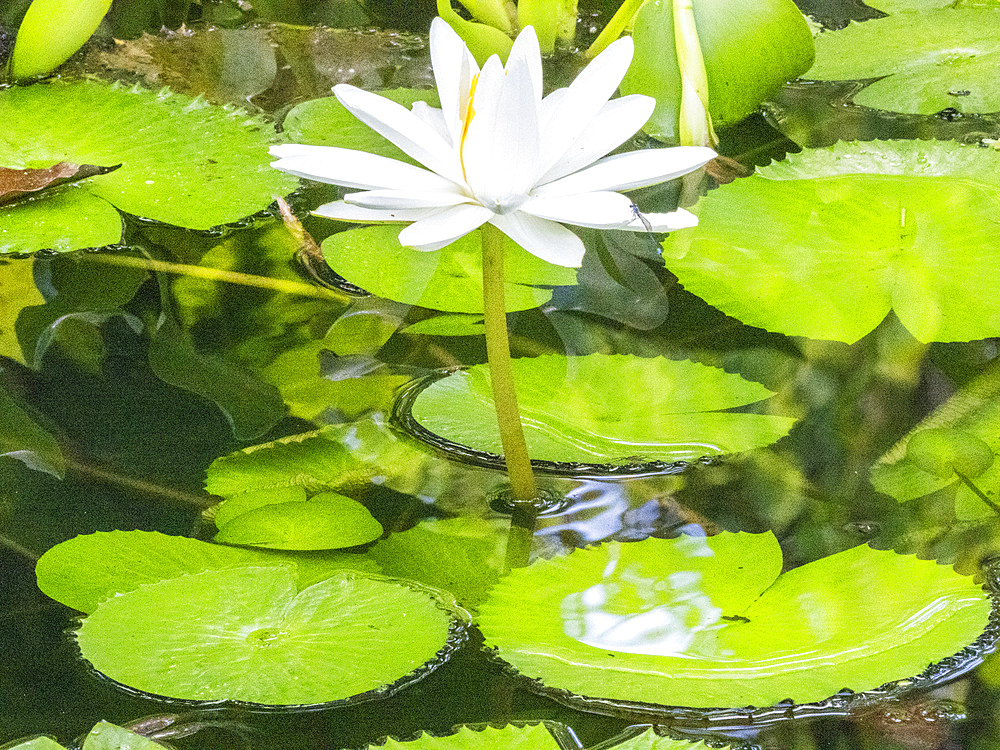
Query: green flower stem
[[585, 0, 646, 58], [954, 469, 1000, 515], [481, 222, 538, 505]]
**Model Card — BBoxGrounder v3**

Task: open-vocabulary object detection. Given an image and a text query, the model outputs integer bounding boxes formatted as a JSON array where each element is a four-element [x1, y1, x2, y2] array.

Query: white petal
[[314, 201, 442, 223], [334, 84, 465, 183], [344, 188, 473, 210], [507, 25, 543, 103], [270, 145, 458, 191], [397, 204, 494, 251], [411, 100, 451, 141], [489, 211, 586, 267], [624, 207, 699, 232], [461, 54, 541, 210], [430, 16, 480, 147], [521, 191, 636, 229], [538, 36, 635, 175], [534, 146, 716, 197], [537, 95, 655, 184]]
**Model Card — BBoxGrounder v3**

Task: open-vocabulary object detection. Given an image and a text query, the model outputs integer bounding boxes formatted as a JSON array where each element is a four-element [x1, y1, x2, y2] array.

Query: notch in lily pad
[[476, 531, 992, 712]]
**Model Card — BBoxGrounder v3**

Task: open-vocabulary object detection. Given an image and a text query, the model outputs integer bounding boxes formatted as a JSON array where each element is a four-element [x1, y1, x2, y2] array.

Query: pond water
[[3, 0, 1000, 748]]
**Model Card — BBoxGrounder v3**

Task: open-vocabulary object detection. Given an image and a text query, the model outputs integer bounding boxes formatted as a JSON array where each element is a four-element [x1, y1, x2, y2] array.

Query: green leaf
[[661, 140, 1000, 343], [283, 89, 440, 165], [372, 725, 563, 750], [2, 738, 66, 750], [35, 530, 375, 613], [872, 361, 1000, 520], [214, 491, 384, 550], [402, 314, 485, 337], [905, 428, 994, 479], [810, 11, 1000, 115], [213, 485, 309, 528], [408, 353, 795, 465], [866, 0, 1000, 11], [621, 0, 814, 139], [368, 517, 507, 609], [0, 80, 297, 253], [0, 386, 63, 477], [82, 722, 163, 750], [321, 226, 576, 313], [0, 259, 44, 363], [0, 186, 123, 255], [477, 532, 990, 708], [9, 0, 112, 79], [76, 566, 456, 705], [602, 729, 732, 750]]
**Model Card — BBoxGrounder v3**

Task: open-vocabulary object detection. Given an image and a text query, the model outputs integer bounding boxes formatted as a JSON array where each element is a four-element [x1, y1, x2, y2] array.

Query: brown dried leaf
[[0, 162, 120, 206]]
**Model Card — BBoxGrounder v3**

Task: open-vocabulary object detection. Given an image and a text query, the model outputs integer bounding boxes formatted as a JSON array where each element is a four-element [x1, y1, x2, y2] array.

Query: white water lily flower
[[271, 17, 716, 268]]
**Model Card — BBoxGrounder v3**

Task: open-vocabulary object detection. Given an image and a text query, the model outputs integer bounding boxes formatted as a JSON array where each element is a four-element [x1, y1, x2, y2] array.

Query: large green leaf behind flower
[[372, 725, 563, 750], [661, 140, 1000, 343], [322, 226, 576, 313], [621, 0, 814, 139], [810, 11, 1000, 114], [0, 80, 297, 254], [76, 567, 455, 705], [408, 353, 795, 465], [477, 532, 990, 708]]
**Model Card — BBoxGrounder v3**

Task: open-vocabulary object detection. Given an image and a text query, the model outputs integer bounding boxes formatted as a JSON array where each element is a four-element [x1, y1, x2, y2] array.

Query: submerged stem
[[955, 469, 1000, 515], [480, 223, 538, 505]]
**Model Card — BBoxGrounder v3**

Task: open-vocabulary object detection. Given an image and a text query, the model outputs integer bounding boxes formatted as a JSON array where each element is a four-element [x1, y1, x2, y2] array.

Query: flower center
[[458, 73, 479, 183]]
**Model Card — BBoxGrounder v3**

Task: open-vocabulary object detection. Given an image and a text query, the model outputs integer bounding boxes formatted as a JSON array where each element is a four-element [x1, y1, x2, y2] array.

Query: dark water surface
[[4, 0, 1000, 748]]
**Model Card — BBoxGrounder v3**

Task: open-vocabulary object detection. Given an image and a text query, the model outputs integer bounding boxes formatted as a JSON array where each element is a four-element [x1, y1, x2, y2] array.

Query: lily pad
[[283, 89, 440, 164], [810, 11, 1000, 115], [76, 566, 456, 705], [321, 226, 577, 313], [0, 80, 296, 254], [402, 315, 486, 337], [872, 362, 1000, 520], [661, 140, 1000, 343], [2, 739, 66, 750], [82, 722, 163, 750], [477, 532, 991, 709], [214, 491, 384, 550], [368, 517, 507, 609], [370, 725, 563, 750], [35, 530, 376, 613], [0, 387, 64, 478], [867, 0, 1000, 10], [599, 729, 731, 750], [407, 353, 795, 467]]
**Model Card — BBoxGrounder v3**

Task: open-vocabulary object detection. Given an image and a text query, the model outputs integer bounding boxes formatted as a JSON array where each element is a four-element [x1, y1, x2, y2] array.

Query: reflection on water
[[561, 537, 727, 658]]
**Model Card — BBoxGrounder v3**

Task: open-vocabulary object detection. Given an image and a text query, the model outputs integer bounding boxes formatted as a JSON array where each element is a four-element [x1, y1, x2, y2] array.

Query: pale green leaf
[[373, 724, 562, 750], [35, 530, 375, 613], [213, 485, 309, 528], [0, 387, 63, 478], [321, 226, 577, 313], [76, 567, 455, 705], [477, 532, 990, 708], [0, 187, 123, 255], [0, 80, 297, 254], [2, 738, 65, 750], [82, 722, 163, 750], [214, 492, 384, 550], [283, 89, 440, 165], [662, 140, 1000, 343], [402, 315, 486, 337], [10, 0, 112, 79], [810, 12, 1000, 114], [368, 517, 507, 609], [621, 0, 814, 139], [603, 729, 731, 750], [409, 354, 795, 465]]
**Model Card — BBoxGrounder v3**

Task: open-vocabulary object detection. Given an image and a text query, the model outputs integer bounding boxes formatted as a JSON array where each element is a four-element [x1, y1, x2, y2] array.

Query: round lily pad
[[810, 11, 1000, 115], [599, 729, 731, 750], [406, 353, 795, 468], [214, 491, 384, 550], [0, 80, 296, 254], [82, 722, 164, 750], [477, 532, 991, 709], [321, 226, 577, 313], [661, 140, 1000, 343], [76, 566, 457, 705], [35, 530, 376, 613]]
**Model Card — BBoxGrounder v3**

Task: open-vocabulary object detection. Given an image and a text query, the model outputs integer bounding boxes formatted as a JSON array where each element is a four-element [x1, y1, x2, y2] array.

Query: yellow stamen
[[459, 73, 480, 181]]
